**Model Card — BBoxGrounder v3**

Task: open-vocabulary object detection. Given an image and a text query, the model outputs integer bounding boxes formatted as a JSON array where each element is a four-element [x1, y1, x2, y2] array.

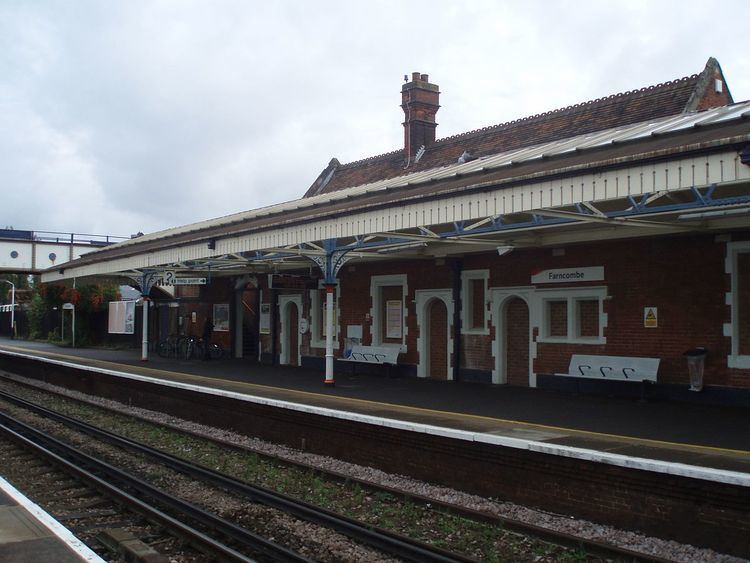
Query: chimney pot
[[401, 72, 440, 160]]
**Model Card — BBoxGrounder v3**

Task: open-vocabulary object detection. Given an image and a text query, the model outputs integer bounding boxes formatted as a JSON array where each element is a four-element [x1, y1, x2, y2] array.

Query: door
[[428, 298, 448, 380], [504, 297, 530, 386]]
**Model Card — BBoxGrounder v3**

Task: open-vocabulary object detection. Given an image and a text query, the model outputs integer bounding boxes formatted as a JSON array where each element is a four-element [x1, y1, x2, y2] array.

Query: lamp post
[[1, 280, 15, 339]]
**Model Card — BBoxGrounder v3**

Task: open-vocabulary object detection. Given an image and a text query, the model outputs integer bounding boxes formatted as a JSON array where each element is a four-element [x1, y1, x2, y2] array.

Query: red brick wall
[[471, 278, 485, 329], [738, 253, 750, 356], [429, 299, 448, 379], [547, 300, 567, 337], [251, 232, 750, 389], [336, 261, 453, 366], [578, 299, 599, 338]]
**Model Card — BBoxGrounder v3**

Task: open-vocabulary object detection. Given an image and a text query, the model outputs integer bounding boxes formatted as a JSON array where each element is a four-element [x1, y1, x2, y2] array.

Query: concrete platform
[[0, 476, 103, 562], [1, 338, 749, 479]]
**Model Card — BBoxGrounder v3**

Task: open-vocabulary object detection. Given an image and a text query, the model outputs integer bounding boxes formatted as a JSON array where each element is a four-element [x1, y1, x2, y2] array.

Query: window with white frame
[[461, 270, 489, 334], [369, 274, 408, 350], [727, 242, 750, 368], [309, 283, 339, 349], [537, 287, 607, 343]]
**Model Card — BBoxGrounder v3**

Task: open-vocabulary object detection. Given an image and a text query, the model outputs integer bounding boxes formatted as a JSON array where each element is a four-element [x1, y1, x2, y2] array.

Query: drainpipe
[[452, 259, 463, 381]]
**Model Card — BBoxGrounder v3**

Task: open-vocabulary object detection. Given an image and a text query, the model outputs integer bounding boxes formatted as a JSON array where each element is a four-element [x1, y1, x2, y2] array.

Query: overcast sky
[[2, 1, 748, 238]]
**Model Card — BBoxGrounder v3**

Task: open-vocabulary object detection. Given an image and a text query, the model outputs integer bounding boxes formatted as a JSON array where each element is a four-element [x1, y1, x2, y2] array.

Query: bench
[[339, 344, 401, 365], [556, 354, 660, 400], [559, 354, 660, 382], [339, 344, 401, 376]]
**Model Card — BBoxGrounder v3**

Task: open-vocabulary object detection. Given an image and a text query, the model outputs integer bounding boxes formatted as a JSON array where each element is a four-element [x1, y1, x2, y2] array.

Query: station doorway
[[239, 288, 260, 360], [427, 298, 449, 380]]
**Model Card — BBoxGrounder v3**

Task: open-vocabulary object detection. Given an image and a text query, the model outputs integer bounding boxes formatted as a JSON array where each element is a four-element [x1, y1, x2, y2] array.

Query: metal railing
[[0, 229, 130, 247]]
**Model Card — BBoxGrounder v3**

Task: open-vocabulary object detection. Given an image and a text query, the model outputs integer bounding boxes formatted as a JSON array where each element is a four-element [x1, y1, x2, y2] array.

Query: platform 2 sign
[[160, 270, 207, 286]]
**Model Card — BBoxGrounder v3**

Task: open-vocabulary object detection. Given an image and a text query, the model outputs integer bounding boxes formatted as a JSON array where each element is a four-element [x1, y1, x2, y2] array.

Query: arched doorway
[[279, 295, 302, 366], [503, 297, 530, 386], [427, 298, 449, 380], [288, 303, 299, 366], [415, 289, 453, 379]]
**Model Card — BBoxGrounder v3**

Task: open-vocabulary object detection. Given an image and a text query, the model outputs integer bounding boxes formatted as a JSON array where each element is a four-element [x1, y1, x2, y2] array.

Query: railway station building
[[42, 58, 750, 397]]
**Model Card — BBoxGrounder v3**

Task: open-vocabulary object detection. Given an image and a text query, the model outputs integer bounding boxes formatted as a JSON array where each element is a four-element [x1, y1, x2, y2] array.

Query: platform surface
[[0, 476, 103, 562], [1, 338, 749, 477]]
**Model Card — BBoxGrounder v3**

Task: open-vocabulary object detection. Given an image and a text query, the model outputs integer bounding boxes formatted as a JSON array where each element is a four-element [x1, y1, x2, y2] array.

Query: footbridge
[[0, 229, 129, 274]]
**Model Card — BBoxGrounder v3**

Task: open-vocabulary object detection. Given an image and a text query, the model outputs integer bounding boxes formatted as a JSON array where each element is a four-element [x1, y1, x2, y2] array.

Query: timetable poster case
[[259, 304, 271, 334], [386, 300, 402, 339], [213, 303, 230, 332], [108, 301, 136, 334]]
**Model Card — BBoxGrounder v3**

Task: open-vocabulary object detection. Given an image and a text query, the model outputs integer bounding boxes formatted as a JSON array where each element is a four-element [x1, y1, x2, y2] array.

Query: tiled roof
[[306, 59, 731, 198]]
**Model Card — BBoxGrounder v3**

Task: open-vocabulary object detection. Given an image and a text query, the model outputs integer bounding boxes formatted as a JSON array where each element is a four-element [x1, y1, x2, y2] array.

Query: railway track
[[0, 374, 668, 562], [0, 389, 479, 562], [0, 421, 286, 562]]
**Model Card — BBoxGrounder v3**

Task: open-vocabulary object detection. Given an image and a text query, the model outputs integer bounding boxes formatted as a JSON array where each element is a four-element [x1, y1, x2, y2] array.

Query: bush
[[27, 294, 47, 340]]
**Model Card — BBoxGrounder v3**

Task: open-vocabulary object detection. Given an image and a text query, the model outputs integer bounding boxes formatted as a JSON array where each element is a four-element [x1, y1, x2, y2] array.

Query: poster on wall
[[386, 300, 402, 339], [213, 303, 230, 332], [259, 304, 271, 334], [108, 301, 135, 334]]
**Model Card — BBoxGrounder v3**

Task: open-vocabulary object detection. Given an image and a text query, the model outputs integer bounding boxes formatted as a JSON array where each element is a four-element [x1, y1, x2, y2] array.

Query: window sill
[[728, 355, 750, 369], [462, 329, 490, 336]]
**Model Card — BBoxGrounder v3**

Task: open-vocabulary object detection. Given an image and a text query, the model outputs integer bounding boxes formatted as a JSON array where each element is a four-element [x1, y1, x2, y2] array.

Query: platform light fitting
[[496, 245, 514, 256]]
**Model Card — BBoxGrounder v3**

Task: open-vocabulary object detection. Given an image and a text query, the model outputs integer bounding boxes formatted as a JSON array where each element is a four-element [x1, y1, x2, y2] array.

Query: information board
[[108, 301, 135, 334]]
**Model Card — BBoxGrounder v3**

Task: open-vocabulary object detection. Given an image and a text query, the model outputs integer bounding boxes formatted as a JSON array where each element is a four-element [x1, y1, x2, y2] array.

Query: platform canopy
[[42, 101, 750, 289]]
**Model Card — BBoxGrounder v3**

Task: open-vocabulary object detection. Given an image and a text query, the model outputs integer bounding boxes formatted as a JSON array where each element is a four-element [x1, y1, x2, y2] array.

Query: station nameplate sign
[[531, 266, 604, 284]]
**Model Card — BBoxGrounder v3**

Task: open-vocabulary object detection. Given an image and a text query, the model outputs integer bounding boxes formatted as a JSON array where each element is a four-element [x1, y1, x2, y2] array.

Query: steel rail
[[0, 389, 474, 563], [0, 410, 310, 563], [0, 379, 670, 563], [0, 422, 255, 562]]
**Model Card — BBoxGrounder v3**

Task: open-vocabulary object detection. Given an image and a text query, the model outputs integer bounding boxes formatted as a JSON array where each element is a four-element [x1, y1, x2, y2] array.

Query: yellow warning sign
[[644, 307, 658, 328]]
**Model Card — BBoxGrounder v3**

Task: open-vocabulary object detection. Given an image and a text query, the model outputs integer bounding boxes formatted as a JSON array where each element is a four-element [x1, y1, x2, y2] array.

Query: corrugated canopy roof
[[89, 100, 749, 256]]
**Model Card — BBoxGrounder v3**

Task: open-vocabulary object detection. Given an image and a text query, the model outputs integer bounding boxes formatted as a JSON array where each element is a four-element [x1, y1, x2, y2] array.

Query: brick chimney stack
[[401, 72, 440, 160]]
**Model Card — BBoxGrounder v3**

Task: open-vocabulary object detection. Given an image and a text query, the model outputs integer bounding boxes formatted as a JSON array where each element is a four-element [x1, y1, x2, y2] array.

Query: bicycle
[[198, 338, 224, 360]]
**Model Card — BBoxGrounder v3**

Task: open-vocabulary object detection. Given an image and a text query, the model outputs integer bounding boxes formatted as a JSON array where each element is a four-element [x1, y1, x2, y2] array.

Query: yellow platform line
[[2, 343, 749, 458]]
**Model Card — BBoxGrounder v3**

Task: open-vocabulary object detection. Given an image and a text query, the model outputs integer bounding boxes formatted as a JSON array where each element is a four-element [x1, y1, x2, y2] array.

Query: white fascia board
[[43, 149, 749, 283]]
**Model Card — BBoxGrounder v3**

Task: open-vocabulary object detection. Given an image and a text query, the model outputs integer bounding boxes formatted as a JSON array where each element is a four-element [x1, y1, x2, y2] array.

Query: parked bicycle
[[199, 338, 224, 360], [156, 335, 223, 360]]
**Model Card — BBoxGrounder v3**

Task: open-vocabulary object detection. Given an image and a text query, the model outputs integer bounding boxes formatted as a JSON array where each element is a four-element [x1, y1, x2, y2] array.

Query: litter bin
[[683, 347, 707, 392]]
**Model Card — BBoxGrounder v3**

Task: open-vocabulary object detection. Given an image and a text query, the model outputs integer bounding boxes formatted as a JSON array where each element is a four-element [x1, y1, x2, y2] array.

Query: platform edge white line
[[0, 475, 106, 562], [2, 347, 749, 488]]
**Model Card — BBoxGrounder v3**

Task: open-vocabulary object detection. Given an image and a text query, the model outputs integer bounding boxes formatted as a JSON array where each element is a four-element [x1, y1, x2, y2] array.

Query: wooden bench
[[556, 354, 660, 400]]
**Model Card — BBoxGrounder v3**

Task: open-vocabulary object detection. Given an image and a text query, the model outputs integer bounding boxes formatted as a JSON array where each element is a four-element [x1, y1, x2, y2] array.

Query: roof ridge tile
[[434, 74, 699, 145]]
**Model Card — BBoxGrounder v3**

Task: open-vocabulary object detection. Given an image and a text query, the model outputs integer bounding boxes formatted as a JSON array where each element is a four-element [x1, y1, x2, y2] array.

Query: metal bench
[[339, 344, 401, 365], [559, 354, 660, 382], [339, 344, 401, 376], [556, 354, 660, 400]]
